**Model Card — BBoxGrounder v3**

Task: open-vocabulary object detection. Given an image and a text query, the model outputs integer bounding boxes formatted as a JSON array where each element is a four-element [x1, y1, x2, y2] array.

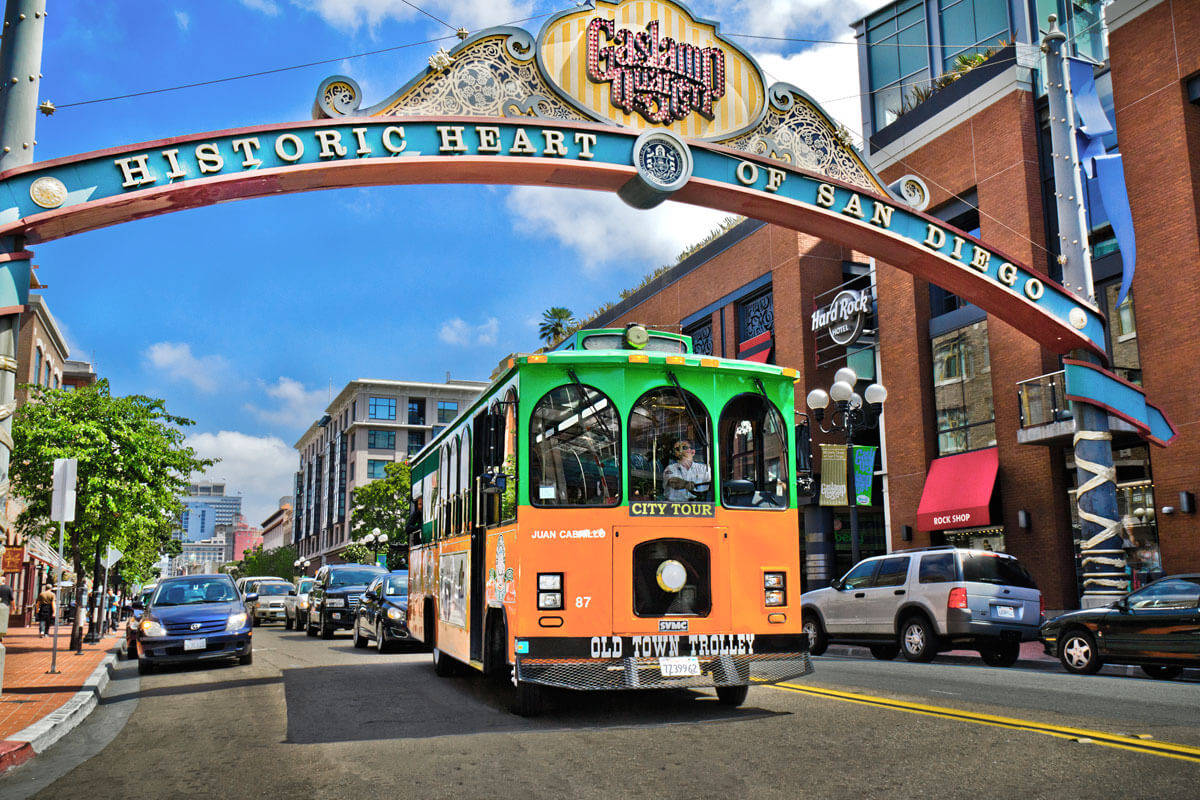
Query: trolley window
[[718, 393, 789, 509], [530, 384, 621, 507], [628, 387, 713, 503]]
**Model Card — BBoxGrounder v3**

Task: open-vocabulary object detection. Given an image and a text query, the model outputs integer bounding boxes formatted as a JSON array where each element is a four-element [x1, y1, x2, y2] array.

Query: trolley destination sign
[[0, 116, 1107, 356]]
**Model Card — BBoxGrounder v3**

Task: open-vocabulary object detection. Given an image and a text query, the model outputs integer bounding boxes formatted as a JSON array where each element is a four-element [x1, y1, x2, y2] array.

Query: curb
[[823, 645, 1145, 676], [0, 644, 121, 773]]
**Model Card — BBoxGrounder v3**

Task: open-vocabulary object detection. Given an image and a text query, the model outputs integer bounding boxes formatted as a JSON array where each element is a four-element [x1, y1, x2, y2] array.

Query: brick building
[[580, 0, 1197, 610]]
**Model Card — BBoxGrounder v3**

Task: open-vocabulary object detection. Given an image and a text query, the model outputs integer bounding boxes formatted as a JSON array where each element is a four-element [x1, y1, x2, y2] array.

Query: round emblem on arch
[[631, 130, 693, 194], [1069, 307, 1089, 330], [29, 176, 68, 209]]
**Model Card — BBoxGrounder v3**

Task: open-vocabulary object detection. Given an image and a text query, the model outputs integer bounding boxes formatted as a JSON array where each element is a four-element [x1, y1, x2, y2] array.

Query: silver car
[[800, 546, 1043, 666], [284, 577, 315, 631], [247, 581, 293, 626]]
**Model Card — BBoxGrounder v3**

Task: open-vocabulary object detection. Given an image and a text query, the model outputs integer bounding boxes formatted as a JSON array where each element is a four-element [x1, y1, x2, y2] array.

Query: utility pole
[[1042, 16, 1126, 608]]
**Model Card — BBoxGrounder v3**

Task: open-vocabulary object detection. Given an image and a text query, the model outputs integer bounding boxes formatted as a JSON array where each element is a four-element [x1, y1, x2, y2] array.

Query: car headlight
[[140, 618, 167, 637], [226, 612, 248, 631], [387, 607, 403, 621], [299, 600, 308, 609]]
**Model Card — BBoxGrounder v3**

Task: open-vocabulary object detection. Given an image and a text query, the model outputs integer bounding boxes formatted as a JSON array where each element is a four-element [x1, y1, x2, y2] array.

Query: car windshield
[[385, 576, 408, 597], [298, 579, 314, 594], [961, 554, 1037, 588], [330, 569, 385, 588], [257, 584, 290, 596], [152, 578, 237, 605]]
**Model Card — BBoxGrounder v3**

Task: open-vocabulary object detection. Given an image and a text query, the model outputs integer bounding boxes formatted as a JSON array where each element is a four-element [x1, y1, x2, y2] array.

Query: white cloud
[[755, 32, 864, 142], [244, 377, 328, 431], [144, 342, 230, 394], [439, 316, 499, 346], [506, 188, 730, 272], [706, 0, 875, 41], [174, 10, 190, 31], [239, 0, 280, 15], [188, 431, 296, 527], [290, 0, 533, 32]]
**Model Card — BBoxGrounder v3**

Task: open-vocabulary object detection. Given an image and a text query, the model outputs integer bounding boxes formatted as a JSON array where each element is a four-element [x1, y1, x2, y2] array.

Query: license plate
[[325, 599, 344, 608], [995, 605, 1016, 619], [183, 638, 206, 651], [659, 656, 701, 677]]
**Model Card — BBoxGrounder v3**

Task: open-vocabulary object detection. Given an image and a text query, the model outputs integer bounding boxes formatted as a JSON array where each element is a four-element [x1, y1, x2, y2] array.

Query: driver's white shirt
[[663, 460, 711, 501]]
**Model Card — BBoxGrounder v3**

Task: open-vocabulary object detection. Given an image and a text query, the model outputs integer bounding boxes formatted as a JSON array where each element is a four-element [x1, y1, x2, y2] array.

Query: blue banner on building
[[851, 446, 877, 506]]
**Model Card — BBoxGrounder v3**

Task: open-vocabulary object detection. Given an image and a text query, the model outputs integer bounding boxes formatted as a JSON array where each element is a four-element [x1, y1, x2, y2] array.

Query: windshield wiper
[[666, 370, 711, 452]]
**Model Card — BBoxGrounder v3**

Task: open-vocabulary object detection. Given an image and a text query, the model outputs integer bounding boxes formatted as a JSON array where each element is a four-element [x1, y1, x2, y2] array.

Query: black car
[[305, 563, 388, 639], [353, 570, 410, 653], [1040, 574, 1200, 679]]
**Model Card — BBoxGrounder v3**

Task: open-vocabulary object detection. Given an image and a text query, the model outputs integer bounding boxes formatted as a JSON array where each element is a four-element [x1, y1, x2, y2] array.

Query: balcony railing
[[1017, 370, 1072, 428]]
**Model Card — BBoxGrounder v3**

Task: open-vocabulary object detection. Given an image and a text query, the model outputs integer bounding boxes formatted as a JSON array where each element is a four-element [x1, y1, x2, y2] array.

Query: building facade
[[293, 378, 486, 572], [260, 498, 293, 552], [169, 534, 227, 576], [177, 481, 243, 542], [578, 0, 1198, 611]]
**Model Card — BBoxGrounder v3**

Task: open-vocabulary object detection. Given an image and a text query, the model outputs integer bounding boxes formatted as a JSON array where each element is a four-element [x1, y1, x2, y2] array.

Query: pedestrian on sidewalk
[[0, 577, 12, 638], [36, 584, 56, 637]]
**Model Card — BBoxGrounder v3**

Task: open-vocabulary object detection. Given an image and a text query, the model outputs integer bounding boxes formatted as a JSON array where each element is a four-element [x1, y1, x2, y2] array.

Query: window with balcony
[[866, 0, 929, 131], [938, 0, 1009, 71], [408, 430, 424, 456], [368, 396, 396, 420], [408, 398, 425, 425], [367, 459, 388, 480]]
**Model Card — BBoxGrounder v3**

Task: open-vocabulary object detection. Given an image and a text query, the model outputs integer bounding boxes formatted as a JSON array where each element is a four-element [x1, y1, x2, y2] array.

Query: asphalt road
[[2, 626, 1197, 799]]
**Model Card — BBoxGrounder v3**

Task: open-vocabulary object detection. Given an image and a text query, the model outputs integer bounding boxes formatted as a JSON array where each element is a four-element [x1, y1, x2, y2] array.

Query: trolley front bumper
[[515, 633, 812, 691]]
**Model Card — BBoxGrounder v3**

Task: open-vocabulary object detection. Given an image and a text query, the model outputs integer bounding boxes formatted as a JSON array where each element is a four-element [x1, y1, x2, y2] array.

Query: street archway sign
[[0, 0, 1173, 442]]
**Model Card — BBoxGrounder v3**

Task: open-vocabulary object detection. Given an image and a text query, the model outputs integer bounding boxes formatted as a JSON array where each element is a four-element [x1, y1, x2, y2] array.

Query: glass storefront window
[[628, 387, 713, 503], [1102, 285, 1141, 384], [931, 320, 995, 455]]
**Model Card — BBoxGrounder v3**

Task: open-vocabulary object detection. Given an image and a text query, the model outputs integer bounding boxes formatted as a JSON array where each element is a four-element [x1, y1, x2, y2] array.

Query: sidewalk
[[0, 625, 122, 772]]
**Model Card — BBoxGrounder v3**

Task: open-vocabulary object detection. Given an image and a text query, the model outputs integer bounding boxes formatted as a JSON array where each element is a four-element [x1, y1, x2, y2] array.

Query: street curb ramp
[[0, 647, 120, 774]]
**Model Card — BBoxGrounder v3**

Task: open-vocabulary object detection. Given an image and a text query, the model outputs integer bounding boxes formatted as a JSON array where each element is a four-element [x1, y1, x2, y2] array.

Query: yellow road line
[[771, 682, 1200, 764]]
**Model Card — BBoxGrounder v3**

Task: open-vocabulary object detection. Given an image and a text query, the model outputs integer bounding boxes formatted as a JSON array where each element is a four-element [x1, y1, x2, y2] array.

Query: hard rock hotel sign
[[0, 0, 1174, 443]]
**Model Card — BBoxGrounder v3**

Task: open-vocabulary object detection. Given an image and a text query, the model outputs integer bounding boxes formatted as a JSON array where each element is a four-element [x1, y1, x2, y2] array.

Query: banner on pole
[[818, 444, 848, 506], [852, 446, 878, 506]]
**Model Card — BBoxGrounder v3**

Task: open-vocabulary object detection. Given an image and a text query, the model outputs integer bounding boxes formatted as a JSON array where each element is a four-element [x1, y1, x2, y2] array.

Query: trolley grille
[[516, 651, 812, 691]]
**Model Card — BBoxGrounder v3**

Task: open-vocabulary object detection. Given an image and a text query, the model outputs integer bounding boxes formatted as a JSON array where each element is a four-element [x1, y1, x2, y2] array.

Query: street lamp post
[[293, 558, 311, 577], [364, 528, 389, 566], [806, 366, 888, 565]]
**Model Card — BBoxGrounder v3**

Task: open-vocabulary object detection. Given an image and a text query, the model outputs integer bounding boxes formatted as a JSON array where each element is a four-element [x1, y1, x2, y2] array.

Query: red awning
[[916, 447, 999, 532]]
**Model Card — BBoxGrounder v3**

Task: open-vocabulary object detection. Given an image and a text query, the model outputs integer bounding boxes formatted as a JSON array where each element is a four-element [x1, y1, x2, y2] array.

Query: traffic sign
[[50, 458, 77, 522], [102, 545, 122, 569]]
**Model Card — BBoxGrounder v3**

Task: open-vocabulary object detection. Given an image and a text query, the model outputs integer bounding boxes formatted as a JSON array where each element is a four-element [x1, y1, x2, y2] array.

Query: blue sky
[[33, 0, 874, 523]]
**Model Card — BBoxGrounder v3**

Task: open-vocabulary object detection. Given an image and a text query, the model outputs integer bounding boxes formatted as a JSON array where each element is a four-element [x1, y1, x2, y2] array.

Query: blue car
[[132, 574, 253, 674]]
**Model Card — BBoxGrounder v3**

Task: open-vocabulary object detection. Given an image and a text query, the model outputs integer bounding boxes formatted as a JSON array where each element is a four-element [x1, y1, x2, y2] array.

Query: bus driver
[[663, 440, 710, 502]]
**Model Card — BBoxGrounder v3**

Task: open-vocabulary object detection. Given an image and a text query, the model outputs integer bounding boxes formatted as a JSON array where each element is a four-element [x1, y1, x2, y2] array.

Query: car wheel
[[239, 650, 253, 666], [869, 644, 900, 660], [802, 612, 828, 656], [320, 615, 334, 639], [1141, 664, 1183, 680], [284, 615, 293, 631], [511, 679, 544, 717], [376, 622, 389, 654], [900, 616, 938, 663], [715, 684, 749, 706], [980, 642, 1020, 667], [353, 624, 367, 649], [305, 617, 317, 637], [137, 658, 153, 676], [1059, 629, 1102, 675]]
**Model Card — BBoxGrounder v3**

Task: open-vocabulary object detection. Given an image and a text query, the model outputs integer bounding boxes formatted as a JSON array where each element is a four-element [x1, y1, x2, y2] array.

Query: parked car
[[306, 564, 388, 639], [800, 546, 1043, 666], [284, 577, 315, 631], [125, 583, 157, 657], [236, 576, 285, 595], [353, 570, 410, 652], [131, 574, 253, 674], [246, 581, 293, 626], [1040, 573, 1200, 678]]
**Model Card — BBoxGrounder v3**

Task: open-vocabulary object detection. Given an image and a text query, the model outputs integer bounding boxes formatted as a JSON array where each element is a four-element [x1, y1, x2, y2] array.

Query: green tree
[[11, 381, 212, 649], [538, 306, 575, 345], [238, 544, 297, 580], [347, 460, 411, 569]]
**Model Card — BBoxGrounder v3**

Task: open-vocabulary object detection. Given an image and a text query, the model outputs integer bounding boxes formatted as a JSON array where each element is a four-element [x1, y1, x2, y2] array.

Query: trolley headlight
[[537, 573, 564, 610], [764, 572, 787, 606]]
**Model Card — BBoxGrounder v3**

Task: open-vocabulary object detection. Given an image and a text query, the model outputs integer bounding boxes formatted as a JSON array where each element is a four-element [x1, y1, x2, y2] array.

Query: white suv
[[800, 546, 1043, 666]]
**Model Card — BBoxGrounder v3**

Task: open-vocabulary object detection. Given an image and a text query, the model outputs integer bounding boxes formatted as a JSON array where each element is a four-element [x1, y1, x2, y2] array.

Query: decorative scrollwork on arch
[[313, 76, 362, 118]]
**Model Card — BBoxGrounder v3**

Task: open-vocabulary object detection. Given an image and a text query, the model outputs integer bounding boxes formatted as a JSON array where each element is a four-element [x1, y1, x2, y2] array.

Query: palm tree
[[538, 307, 575, 345]]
